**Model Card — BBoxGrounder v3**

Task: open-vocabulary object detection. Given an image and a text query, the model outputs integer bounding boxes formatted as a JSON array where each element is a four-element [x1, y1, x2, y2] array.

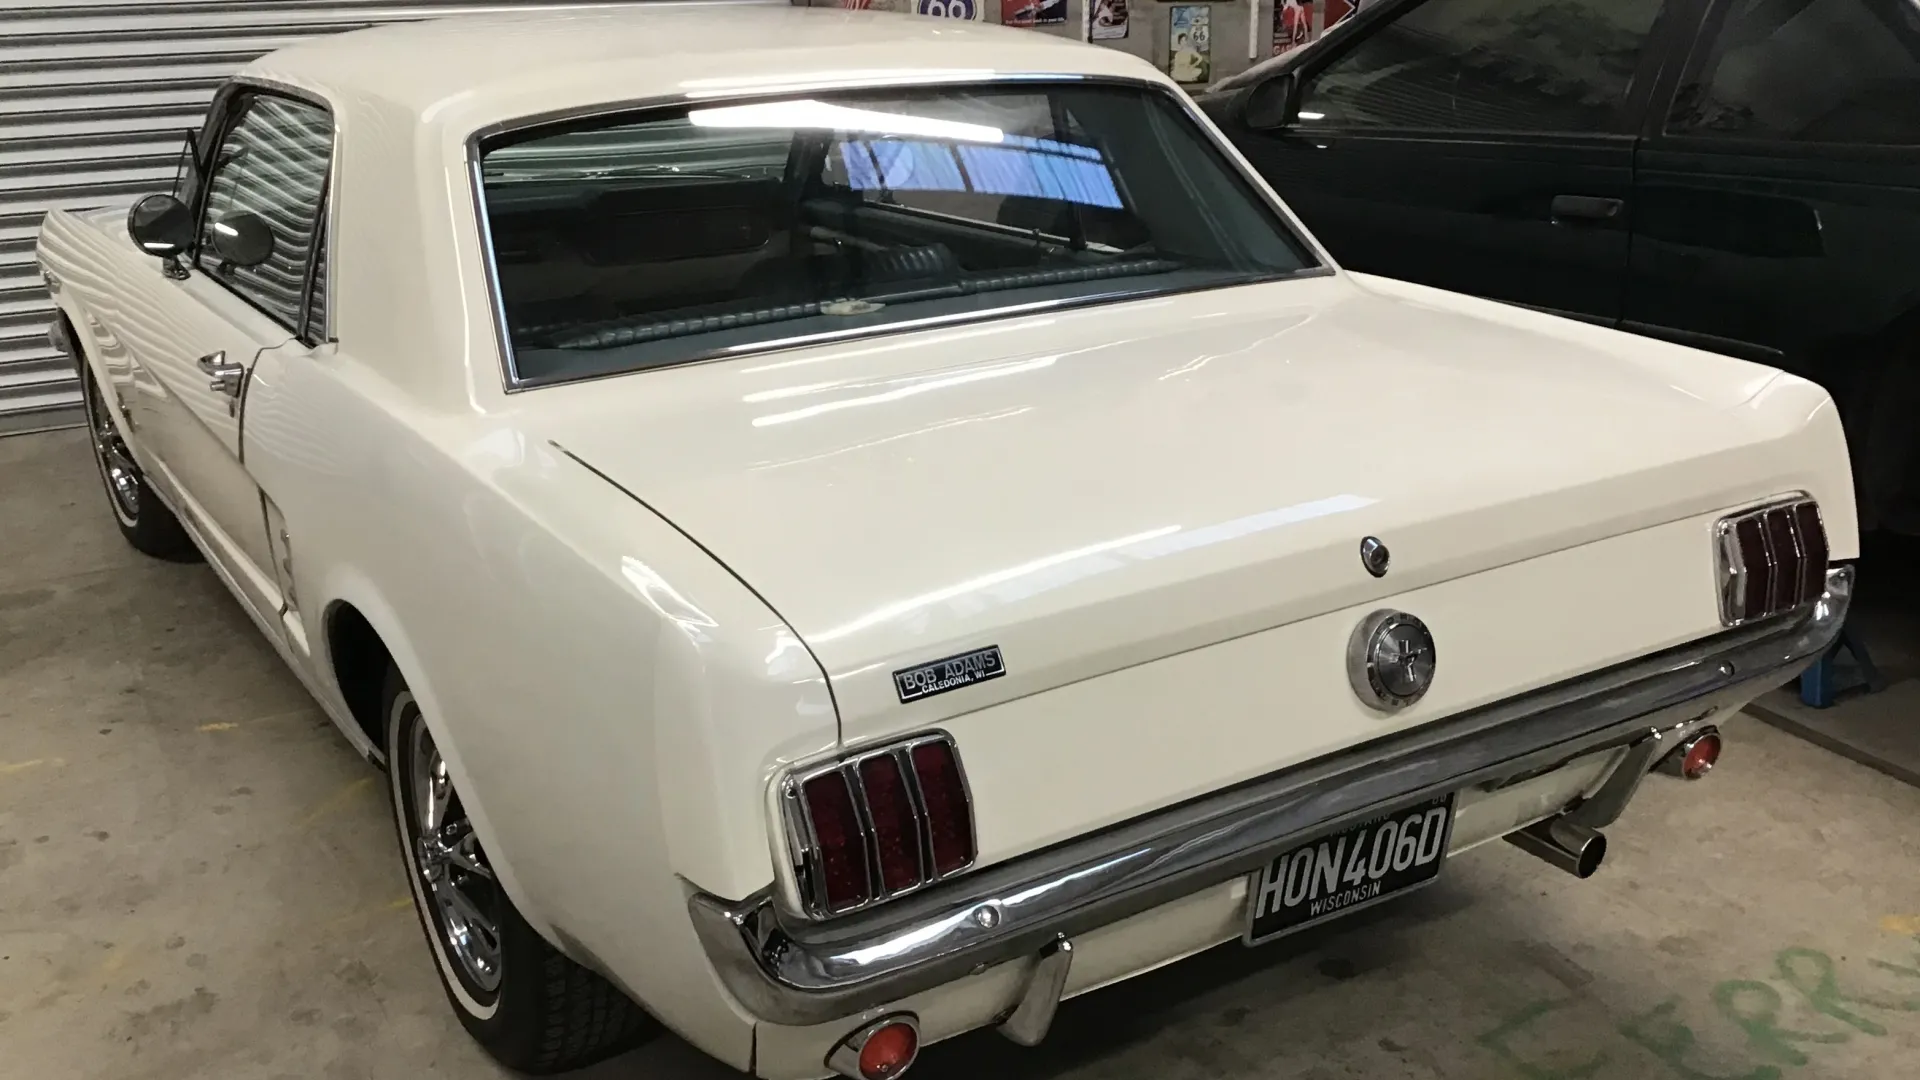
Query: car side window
[[196, 92, 333, 331], [1296, 0, 1665, 134], [1667, 0, 1920, 144]]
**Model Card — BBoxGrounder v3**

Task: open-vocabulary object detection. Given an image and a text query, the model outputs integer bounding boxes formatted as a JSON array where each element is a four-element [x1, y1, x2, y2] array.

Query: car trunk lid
[[532, 273, 1836, 863]]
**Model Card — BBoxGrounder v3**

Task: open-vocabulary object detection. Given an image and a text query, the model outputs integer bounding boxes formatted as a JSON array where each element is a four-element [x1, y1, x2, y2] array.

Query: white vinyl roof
[[244, 5, 1169, 133]]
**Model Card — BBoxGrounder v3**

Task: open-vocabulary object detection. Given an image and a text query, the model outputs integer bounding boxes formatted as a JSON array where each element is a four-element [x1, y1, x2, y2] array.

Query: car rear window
[[475, 81, 1318, 386]]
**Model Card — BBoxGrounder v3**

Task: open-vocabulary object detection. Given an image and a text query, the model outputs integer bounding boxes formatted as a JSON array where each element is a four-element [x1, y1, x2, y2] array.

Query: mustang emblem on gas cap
[[1347, 610, 1436, 711]]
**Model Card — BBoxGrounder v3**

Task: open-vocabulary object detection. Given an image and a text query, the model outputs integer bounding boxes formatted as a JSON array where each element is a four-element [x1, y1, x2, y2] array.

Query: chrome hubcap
[[409, 724, 502, 992], [84, 380, 140, 521]]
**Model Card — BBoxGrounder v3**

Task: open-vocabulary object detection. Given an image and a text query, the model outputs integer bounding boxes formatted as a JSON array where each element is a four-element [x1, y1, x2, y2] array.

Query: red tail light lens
[[1732, 516, 1771, 618], [909, 740, 975, 877], [1793, 502, 1828, 603], [787, 734, 975, 917], [858, 753, 925, 893], [1717, 499, 1828, 626], [801, 771, 871, 913]]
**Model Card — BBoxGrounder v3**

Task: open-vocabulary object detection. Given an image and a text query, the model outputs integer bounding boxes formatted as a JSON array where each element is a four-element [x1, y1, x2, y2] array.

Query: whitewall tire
[[382, 666, 656, 1072]]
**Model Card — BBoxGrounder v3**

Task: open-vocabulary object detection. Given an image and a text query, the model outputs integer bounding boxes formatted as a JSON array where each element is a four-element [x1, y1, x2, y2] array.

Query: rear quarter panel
[[236, 345, 844, 1067]]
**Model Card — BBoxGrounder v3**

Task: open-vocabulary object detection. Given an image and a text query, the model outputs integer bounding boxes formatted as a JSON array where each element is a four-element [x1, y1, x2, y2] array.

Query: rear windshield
[[477, 82, 1318, 386]]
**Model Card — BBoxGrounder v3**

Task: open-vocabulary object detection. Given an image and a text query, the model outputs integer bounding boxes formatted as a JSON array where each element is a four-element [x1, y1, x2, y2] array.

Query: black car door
[[1627, 0, 1920, 372], [1628, 0, 1920, 531], [1219, 0, 1676, 324]]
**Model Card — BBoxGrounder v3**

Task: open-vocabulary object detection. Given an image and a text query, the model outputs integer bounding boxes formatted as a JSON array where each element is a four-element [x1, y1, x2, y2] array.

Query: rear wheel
[[79, 366, 198, 561], [383, 667, 656, 1073]]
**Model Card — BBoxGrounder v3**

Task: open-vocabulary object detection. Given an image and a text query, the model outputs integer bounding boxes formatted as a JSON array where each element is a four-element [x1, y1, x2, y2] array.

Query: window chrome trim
[[199, 76, 341, 346], [461, 73, 1333, 394]]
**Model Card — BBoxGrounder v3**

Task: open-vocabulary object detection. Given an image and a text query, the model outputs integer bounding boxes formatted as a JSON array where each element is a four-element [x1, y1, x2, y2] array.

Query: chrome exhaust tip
[[1505, 816, 1607, 879]]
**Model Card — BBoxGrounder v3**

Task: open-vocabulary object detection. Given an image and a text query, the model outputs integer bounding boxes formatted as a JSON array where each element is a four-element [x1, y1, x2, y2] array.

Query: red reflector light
[[828, 1015, 921, 1080], [1682, 732, 1722, 780], [855, 1020, 919, 1080], [910, 740, 975, 877], [859, 753, 924, 893], [801, 771, 872, 912]]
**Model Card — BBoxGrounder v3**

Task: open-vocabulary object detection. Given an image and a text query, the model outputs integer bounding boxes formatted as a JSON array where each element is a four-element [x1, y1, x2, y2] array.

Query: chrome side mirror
[[208, 211, 275, 269], [127, 193, 194, 260]]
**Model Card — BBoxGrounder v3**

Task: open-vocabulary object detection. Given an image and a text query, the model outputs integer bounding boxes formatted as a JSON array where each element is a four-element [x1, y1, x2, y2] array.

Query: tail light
[[1716, 498, 1828, 626], [785, 733, 976, 917]]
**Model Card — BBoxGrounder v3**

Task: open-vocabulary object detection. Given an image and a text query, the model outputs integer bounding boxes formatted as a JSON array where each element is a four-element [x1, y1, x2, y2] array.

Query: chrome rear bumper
[[689, 567, 1851, 1027]]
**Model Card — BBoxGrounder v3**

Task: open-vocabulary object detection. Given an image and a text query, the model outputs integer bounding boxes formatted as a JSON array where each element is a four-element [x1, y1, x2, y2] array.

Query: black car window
[[1668, 0, 1920, 144], [195, 93, 333, 331], [478, 83, 1317, 386], [1297, 0, 1664, 133]]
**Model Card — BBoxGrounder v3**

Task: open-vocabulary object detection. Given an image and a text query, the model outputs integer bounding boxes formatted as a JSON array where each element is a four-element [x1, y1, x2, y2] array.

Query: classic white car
[[37, 6, 1857, 1078]]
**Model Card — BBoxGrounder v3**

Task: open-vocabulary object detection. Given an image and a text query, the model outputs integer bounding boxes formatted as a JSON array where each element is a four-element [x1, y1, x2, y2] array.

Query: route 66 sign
[[916, 0, 982, 18]]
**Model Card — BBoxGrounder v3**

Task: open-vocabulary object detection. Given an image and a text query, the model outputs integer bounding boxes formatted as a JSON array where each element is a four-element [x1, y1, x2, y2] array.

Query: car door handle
[[197, 351, 245, 396], [1551, 195, 1625, 223]]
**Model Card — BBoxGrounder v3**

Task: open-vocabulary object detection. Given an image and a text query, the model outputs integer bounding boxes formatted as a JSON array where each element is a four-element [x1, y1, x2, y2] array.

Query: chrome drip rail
[[689, 567, 1852, 1027]]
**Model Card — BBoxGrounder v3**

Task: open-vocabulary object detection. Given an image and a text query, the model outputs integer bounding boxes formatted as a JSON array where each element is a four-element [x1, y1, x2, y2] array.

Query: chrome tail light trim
[[1717, 497, 1827, 626], [781, 732, 976, 919]]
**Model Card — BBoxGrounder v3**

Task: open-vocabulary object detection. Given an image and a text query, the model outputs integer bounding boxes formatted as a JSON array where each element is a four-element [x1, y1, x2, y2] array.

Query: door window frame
[[1277, 0, 1688, 139], [1652, 0, 1920, 156], [187, 78, 338, 346]]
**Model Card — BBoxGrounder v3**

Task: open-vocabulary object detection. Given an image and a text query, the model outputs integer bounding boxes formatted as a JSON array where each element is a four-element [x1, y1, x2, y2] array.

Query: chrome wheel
[[408, 721, 503, 994], [82, 375, 139, 524]]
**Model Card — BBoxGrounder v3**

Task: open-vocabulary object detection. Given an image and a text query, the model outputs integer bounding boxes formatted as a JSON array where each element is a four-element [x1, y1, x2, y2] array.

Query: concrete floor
[[5, 425, 1920, 1080], [1748, 537, 1920, 790]]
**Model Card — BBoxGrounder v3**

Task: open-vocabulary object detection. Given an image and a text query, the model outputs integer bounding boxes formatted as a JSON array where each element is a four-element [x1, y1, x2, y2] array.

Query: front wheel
[[79, 366, 198, 561], [383, 667, 656, 1073]]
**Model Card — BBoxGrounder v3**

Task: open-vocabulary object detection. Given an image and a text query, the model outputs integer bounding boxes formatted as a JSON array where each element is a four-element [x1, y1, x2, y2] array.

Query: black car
[[1200, 0, 1920, 533]]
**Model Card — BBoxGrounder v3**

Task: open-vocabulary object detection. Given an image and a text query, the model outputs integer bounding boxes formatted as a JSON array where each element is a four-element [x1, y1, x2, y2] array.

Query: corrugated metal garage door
[[0, 0, 777, 435]]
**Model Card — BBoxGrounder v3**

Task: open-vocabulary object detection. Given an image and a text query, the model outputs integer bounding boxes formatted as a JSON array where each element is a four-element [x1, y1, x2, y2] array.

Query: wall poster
[[1168, 4, 1211, 83], [1273, 0, 1312, 54], [1004, 0, 1069, 25], [1273, 0, 1363, 56], [916, 0, 984, 18], [1089, 0, 1130, 39]]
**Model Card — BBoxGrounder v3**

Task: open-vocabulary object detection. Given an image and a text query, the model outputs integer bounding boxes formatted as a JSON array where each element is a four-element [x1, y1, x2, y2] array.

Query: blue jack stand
[[1799, 620, 1886, 708]]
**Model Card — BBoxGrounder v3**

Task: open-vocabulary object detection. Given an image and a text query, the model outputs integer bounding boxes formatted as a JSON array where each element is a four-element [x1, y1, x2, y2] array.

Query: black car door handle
[[1552, 195, 1625, 223]]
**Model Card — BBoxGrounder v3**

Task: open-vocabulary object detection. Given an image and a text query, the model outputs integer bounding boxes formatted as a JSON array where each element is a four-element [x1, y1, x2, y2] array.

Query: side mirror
[[1241, 74, 1299, 131], [207, 211, 275, 269], [126, 193, 194, 259]]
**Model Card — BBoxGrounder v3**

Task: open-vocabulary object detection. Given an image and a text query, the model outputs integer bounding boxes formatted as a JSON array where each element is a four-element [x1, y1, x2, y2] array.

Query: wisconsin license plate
[[1244, 792, 1456, 946]]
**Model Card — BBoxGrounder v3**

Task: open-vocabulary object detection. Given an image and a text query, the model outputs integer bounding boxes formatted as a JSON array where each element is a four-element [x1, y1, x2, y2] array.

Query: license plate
[[1243, 792, 1456, 946]]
